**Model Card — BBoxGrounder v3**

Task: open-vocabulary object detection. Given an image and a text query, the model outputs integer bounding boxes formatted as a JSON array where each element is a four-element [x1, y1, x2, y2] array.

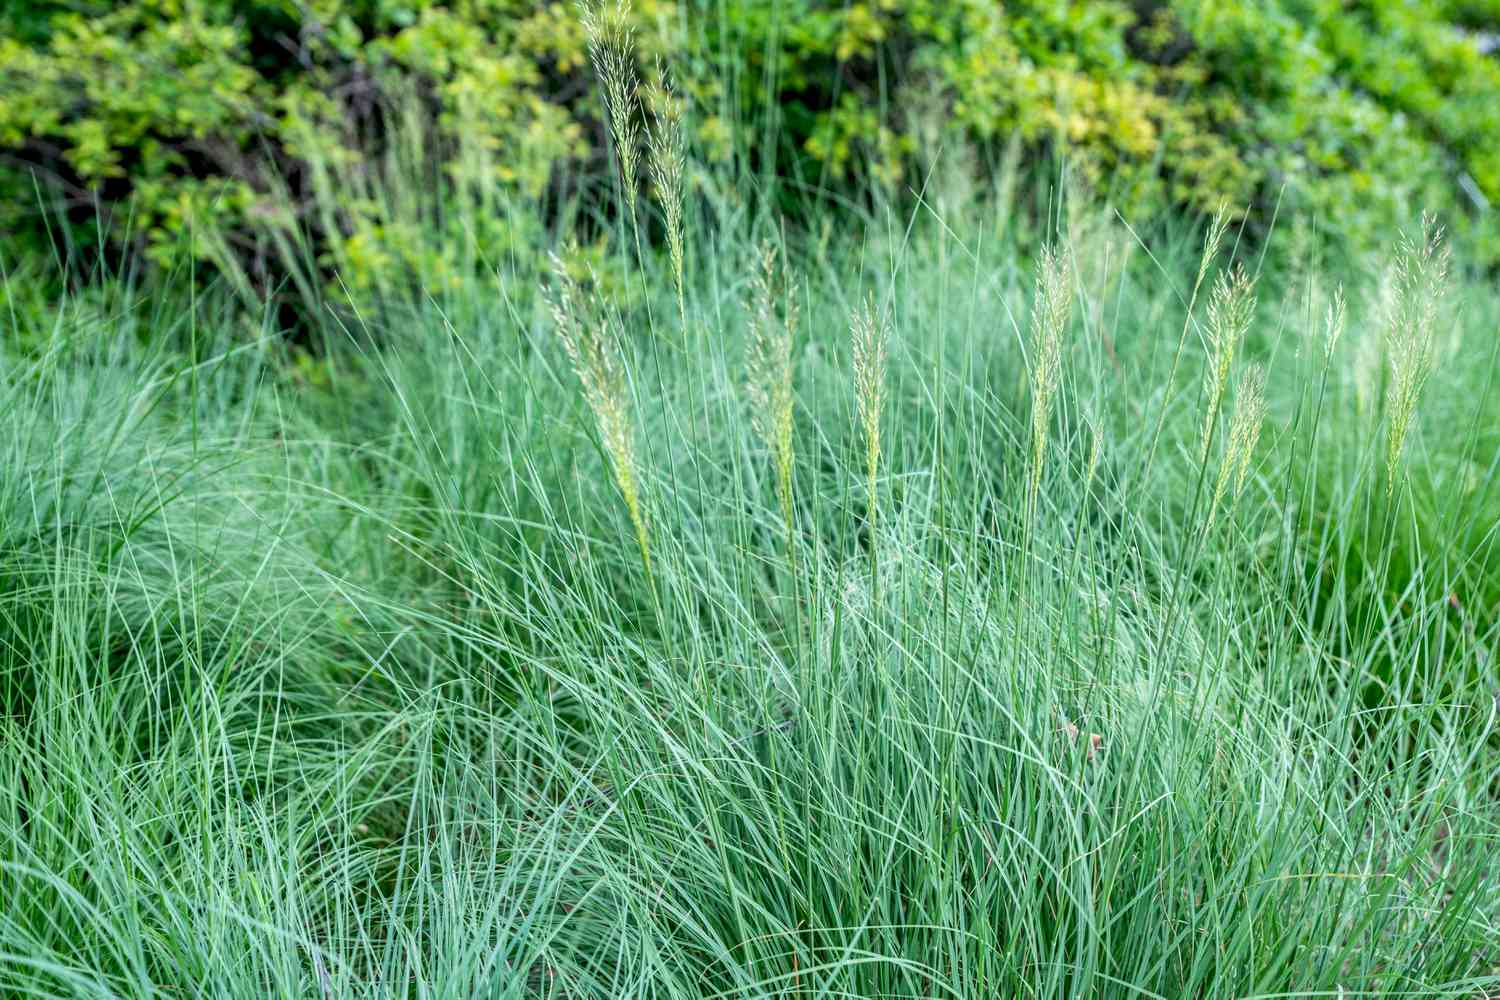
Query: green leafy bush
[[2, 0, 1498, 293]]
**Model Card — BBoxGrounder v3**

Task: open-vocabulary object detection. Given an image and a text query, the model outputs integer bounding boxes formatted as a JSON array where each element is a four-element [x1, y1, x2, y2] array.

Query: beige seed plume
[[1197, 203, 1232, 287], [851, 293, 890, 592], [1383, 215, 1450, 495], [580, 0, 642, 221], [746, 243, 799, 551], [1139, 203, 1234, 480], [647, 58, 688, 328], [545, 249, 652, 578], [1229, 364, 1267, 502], [1199, 263, 1256, 463], [1028, 243, 1073, 516], [1207, 363, 1267, 530]]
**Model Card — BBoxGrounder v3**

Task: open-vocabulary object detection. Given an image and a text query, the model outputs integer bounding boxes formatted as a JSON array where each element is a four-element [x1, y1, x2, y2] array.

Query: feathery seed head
[[1199, 262, 1257, 462], [546, 248, 651, 576], [1027, 242, 1073, 511], [647, 58, 688, 326], [545, 250, 621, 418], [746, 242, 799, 534], [1383, 214, 1450, 494], [1324, 285, 1347, 360], [1229, 364, 1266, 502], [580, 0, 642, 218], [851, 293, 890, 446], [1207, 363, 1266, 529], [1197, 203, 1232, 285], [850, 292, 891, 553]]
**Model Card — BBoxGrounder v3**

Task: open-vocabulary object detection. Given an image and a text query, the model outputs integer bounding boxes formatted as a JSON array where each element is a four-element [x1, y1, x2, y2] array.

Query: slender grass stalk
[[1138, 203, 1231, 483]]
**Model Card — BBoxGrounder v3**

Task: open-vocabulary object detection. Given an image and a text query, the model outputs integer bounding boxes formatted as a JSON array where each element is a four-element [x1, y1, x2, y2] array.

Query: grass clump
[[2, 58, 1499, 1000]]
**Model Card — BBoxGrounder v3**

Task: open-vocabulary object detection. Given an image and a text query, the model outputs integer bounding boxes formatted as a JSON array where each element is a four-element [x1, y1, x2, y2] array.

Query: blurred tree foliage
[[2, 0, 1498, 293]]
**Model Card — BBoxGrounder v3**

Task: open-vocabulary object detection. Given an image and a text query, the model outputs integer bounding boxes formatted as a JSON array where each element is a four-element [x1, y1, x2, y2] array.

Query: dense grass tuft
[[3, 182, 1498, 996]]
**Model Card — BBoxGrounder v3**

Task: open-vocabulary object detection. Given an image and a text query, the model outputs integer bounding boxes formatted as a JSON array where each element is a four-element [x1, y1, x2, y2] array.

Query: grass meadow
[[3, 20, 1500, 999]]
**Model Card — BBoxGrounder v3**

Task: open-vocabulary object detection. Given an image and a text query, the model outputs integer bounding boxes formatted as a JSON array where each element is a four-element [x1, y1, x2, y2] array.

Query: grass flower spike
[[1199, 262, 1256, 462], [1323, 285, 1347, 361], [1197, 203, 1232, 288], [851, 293, 890, 576], [1383, 215, 1450, 494], [1140, 204, 1233, 478], [1230, 368, 1266, 504], [1027, 243, 1073, 516], [746, 243, 799, 557], [1207, 363, 1266, 530], [546, 249, 652, 579], [647, 59, 688, 328], [581, 0, 642, 222]]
